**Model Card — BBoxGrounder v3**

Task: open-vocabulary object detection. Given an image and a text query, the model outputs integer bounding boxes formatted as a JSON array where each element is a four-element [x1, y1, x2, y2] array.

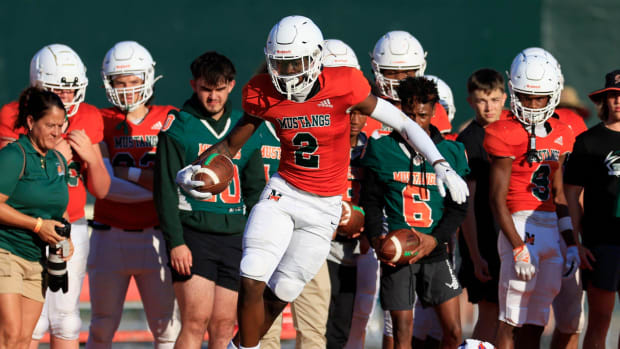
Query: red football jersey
[[0, 101, 103, 222], [555, 108, 587, 136], [431, 103, 452, 133], [243, 67, 371, 196], [484, 118, 574, 213], [94, 105, 175, 229]]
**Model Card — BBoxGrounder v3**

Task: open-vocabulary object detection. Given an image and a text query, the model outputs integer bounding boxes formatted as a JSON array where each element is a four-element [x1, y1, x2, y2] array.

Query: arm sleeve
[[360, 167, 386, 241], [240, 148, 266, 212], [431, 196, 468, 244], [370, 98, 444, 164], [103, 157, 153, 203], [153, 131, 186, 249]]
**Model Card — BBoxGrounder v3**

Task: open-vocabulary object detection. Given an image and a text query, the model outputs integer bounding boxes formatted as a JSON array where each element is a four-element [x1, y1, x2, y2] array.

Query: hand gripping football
[[191, 153, 234, 195], [337, 201, 365, 237], [378, 228, 421, 264]]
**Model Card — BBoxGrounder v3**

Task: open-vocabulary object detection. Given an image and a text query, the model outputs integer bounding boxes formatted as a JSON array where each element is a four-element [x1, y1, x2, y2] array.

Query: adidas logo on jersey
[[317, 99, 333, 108], [554, 136, 563, 145], [151, 121, 163, 130]]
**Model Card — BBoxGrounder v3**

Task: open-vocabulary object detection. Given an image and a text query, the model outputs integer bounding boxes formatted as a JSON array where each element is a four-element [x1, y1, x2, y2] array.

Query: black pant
[[326, 260, 357, 349]]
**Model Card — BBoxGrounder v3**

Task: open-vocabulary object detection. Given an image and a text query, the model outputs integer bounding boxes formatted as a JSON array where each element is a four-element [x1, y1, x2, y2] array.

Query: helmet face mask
[[265, 16, 324, 100], [102, 41, 161, 112], [508, 51, 561, 126], [371, 31, 427, 101], [30, 44, 88, 117]]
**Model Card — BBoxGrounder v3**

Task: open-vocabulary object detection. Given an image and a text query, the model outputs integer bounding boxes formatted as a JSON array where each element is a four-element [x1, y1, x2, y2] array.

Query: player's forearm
[[196, 113, 263, 164], [85, 157, 111, 199], [240, 149, 266, 211], [103, 158, 152, 203], [369, 98, 443, 164]]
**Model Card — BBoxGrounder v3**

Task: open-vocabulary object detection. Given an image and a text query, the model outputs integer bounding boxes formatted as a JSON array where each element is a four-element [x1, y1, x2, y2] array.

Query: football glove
[[513, 244, 536, 281], [433, 161, 469, 204], [175, 164, 212, 200], [562, 245, 580, 279]]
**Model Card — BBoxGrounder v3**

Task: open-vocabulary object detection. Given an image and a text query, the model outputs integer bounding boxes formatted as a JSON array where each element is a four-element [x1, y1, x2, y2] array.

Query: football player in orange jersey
[[176, 16, 469, 349], [0, 44, 110, 349], [485, 50, 580, 349], [86, 41, 180, 349]]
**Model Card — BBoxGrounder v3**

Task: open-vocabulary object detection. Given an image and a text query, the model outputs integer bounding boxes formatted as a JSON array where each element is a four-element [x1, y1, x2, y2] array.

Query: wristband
[[128, 167, 141, 183], [558, 216, 573, 232], [33, 217, 43, 233]]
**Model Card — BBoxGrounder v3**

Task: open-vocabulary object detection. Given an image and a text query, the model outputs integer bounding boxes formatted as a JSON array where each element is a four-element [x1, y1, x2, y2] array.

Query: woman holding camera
[[0, 87, 73, 349]]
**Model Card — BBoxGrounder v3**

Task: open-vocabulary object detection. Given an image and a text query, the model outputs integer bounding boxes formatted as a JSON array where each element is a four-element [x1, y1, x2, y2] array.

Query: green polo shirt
[[0, 135, 69, 261]]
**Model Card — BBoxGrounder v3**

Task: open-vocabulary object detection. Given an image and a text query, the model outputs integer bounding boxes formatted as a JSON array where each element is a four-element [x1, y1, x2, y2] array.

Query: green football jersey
[[163, 108, 263, 215], [257, 121, 280, 180], [361, 132, 469, 234]]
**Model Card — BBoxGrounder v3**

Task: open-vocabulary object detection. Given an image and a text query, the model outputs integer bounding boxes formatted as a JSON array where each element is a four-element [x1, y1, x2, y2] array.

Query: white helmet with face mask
[[30, 44, 88, 117], [425, 75, 456, 121], [508, 50, 562, 126], [102, 41, 162, 112], [265, 15, 324, 100], [371, 31, 427, 101]]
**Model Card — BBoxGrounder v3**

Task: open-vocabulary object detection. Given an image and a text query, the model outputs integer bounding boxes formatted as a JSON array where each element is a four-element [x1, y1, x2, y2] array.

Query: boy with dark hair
[[154, 51, 265, 349], [361, 76, 469, 349], [457, 68, 506, 344]]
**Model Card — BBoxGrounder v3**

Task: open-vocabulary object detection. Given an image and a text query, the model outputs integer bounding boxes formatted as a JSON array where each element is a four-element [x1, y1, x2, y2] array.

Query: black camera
[[47, 218, 71, 293]]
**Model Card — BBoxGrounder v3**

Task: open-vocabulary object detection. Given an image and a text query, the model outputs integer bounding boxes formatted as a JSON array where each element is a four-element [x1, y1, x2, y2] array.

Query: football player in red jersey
[[86, 41, 180, 349], [176, 16, 468, 349], [0, 44, 110, 349], [485, 50, 580, 349], [370, 31, 452, 135]]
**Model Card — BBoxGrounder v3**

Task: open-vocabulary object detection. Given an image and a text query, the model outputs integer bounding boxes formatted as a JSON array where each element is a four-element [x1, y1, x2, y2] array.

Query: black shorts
[[380, 258, 462, 311], [169, 226, 242, 291], [582, 245, 620, 292], [457, 243, 500, 304]]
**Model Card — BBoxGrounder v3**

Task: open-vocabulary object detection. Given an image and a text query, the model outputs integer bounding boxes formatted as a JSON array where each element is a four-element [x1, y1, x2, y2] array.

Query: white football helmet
[[508, 50, 562, 126], [522, 47, 564, 88], [425, 75, 456, 121], [371, 31, 427, 101], [322, 39, 360, 69], [265, 15, 324, 100], [30, 44, 88, 117], [458, 339, 495, 349], [102, 41, 161, 112]]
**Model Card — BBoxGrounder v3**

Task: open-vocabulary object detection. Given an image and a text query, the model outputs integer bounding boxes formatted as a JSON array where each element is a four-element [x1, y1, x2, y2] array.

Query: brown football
[[336, 201, 365, 237], [191, 154, 234, 195], [378, 228, 421, 264]]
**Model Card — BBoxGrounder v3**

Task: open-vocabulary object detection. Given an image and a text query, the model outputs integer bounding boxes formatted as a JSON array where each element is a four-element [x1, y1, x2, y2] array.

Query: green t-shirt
[[0, 135, 69, 261]]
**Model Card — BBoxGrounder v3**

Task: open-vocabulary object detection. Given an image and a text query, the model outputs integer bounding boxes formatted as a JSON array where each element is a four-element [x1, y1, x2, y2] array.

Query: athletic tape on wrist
[[558, 216, 573, 232], [128, 167, 141, 183]]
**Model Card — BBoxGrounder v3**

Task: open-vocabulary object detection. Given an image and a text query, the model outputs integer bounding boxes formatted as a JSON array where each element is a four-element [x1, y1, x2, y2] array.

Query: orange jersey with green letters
[[243, 67, 371, 196], [484, 117, 574, 213], [94, 105, 175, 229], [0, 101, 103, 222]]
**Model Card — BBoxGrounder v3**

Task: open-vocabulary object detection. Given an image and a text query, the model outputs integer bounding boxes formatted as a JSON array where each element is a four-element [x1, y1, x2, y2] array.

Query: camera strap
[[14, 144, 66, 180]]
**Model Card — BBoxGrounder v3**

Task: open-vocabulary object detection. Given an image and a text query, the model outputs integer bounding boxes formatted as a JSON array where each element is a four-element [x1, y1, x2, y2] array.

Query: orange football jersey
[[243, 67, 371, 196], [94, 105, 175, 229], [0, 101, 103, 222], [555, 107, 587, 136], [484, 117, 574, 213], [431, 103, 452, 133]]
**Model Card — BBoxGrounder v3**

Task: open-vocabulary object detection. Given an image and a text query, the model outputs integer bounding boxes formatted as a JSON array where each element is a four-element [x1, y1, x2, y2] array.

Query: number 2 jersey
[[483, 117, 575, 214], [243, 66, 371, 196], [94, 105, 174, 229], [0, 101, 103, 223]]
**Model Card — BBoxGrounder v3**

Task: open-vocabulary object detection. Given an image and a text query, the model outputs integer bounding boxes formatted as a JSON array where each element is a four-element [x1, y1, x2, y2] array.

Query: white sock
[[226, 341, 239, 349], [240, 345, 260, 349]]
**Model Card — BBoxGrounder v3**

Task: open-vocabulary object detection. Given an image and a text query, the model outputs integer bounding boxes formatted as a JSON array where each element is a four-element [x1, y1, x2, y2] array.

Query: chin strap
[[525, 123, 541, 164]]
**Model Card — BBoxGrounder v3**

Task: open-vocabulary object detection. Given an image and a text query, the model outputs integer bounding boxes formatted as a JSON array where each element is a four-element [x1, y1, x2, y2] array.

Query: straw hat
[[558, 86, 590, 118]]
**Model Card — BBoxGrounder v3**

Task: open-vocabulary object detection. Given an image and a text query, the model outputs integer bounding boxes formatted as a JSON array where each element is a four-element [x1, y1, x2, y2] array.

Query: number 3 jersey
[[243, 66, 371, 196], [483, 117, 575, 214], [94, 105, 175, 229]]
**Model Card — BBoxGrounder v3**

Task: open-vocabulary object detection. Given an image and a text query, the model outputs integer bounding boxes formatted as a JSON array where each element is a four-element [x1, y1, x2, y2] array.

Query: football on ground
[[191, 153, 234, 195], [378, 228, 421, 264], [337, 201, 364, 237]]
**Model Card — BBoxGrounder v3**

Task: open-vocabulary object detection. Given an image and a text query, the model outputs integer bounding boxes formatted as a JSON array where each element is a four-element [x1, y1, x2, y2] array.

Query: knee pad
[[31, 316, 49, 340], [240, 251, 273, 282], [50, 310, 82, 340], [270, 277, 305, 303]]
